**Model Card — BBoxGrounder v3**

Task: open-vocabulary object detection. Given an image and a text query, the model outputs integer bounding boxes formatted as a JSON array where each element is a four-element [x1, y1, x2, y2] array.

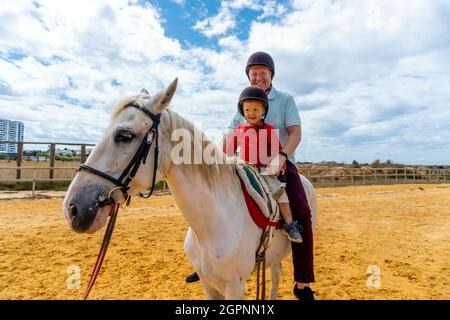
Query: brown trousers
[[285, 160, 315, 283]]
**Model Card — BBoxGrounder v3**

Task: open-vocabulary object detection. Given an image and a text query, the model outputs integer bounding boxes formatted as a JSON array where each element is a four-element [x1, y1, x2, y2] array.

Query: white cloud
[[239, 0, 450, 164], [257, 1, 286, 20], [170, 0, 186, 5], [1, 0, 450, 164], [0, 0, 190, 142], [193, 7, 236, 38], [193, 0, 287, 38]]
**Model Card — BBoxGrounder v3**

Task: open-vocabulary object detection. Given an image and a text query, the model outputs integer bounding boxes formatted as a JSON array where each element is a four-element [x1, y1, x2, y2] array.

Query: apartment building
[[0, 118, 24, 155]]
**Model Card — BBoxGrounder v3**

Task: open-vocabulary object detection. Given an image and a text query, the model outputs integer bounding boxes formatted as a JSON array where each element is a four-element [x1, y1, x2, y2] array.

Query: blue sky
[[1, 0, 450, 165]]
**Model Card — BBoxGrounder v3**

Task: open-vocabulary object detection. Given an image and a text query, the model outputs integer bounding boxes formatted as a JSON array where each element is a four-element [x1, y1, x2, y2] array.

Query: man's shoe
[[185, 272, 200, 283], [293, 285, 316, 301]]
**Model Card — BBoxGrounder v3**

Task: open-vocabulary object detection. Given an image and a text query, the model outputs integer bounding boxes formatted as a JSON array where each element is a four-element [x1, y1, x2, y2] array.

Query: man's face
[[248, 66, 272, 92]]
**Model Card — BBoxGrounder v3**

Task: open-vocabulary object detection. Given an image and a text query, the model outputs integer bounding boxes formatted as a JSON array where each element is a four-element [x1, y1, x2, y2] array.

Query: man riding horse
[[186, 52, 317, 301]]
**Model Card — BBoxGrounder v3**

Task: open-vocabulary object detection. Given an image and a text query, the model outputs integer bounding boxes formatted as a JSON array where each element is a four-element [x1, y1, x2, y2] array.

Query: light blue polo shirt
[[228, 86, 302, 163]]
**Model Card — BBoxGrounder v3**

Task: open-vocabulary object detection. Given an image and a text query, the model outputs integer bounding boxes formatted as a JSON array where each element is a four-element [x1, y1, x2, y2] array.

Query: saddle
[[235, 163, 283, 230]]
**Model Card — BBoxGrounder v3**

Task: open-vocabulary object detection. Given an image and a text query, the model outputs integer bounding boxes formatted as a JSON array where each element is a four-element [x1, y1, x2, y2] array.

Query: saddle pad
[[236, 163, 282, 229], [239, 180, 283, 229]]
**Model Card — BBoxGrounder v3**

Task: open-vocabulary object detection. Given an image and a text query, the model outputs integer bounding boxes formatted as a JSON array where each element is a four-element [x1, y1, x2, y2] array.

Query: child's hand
[[265, 164, 278, 176], [267, 154, 286, 176]]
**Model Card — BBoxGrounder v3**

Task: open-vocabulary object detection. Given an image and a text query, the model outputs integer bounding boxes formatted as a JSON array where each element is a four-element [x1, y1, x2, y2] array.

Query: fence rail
[[0, 140, 94, 180], [0, 166, 78, 198], [298, 167, 450, 187], [1, 141, 449, 194], [1, 165, 449, 197]]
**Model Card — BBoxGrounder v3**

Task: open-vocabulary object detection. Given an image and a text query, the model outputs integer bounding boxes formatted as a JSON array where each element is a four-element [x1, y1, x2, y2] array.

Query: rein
[[82, 203, 119, 300], [78, 103, 161, 300]]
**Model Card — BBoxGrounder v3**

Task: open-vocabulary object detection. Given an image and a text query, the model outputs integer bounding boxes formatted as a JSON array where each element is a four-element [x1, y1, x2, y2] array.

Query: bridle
[[77, 102, 161, 206], [76, 102, 162, 300]]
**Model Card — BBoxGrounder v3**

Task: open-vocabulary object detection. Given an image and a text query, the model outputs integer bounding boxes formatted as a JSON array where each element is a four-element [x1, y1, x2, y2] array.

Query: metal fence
[[298, 167, 450, 187]]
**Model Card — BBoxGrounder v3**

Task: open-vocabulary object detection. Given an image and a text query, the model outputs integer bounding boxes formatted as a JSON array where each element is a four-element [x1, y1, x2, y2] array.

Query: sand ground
[[0, 183, 449, 300]]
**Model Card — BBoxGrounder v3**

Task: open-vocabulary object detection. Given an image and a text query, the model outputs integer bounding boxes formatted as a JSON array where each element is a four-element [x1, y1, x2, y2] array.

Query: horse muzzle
[[63, 185, 114, 233]]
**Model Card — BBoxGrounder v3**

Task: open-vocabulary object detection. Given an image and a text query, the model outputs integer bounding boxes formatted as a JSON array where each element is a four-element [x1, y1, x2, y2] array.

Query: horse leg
[[269, 262, 282, 300], [184, 227, 200, 264], [198, 274, 225, 300], [223, 277, 246, 300]]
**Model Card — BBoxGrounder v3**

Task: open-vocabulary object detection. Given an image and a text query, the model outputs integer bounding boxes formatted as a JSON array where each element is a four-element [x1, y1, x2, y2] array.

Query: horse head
[[62, 78, 178, 233]]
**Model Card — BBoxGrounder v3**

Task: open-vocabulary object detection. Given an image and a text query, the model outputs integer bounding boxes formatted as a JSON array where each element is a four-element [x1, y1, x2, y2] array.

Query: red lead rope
[[82, 203, 120, 300]]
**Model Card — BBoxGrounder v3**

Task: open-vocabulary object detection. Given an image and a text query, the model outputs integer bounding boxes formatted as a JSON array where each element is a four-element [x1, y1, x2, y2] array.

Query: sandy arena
[[0, 183, 449, 300]]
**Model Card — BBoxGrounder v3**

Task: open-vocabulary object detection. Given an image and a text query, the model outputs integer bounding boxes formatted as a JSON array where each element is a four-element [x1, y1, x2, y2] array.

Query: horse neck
[[158, 110, 245, 239], [165, 163, 244, 239]]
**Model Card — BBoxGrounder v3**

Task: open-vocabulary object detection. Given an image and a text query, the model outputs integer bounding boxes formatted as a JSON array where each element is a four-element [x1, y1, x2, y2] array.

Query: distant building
[[0, 119, 24, 155], [56, 148, 77, 157]]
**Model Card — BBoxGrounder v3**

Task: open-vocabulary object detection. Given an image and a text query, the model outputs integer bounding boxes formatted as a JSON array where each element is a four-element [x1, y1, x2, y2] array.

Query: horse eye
[[114, 129, 134, 143]]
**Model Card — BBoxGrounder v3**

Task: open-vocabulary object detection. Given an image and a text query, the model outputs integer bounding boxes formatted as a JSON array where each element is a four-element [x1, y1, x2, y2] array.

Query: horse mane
[[109, 95, 239, 193], [164, 108, 239, 193]]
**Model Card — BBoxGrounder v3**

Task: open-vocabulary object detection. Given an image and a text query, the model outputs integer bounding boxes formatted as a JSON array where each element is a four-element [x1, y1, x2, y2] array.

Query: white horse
[[62, 79, 317, 300]]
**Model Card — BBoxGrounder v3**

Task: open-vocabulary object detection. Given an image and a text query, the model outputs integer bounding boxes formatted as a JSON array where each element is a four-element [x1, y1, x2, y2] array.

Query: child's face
[[243, 100, 265, 124]]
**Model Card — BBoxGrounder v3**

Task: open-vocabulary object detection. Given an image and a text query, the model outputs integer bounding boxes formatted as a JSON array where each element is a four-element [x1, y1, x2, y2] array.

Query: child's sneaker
[[283, 221, 303, 243]]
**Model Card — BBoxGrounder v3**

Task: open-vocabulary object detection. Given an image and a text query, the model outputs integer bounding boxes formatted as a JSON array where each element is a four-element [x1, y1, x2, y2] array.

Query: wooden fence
[[1, 141, 449, 193], [0, 141, 94, 180]]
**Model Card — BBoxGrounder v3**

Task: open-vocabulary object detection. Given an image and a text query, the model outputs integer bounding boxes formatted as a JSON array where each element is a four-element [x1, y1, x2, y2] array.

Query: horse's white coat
[[63, 80, 317, 299]]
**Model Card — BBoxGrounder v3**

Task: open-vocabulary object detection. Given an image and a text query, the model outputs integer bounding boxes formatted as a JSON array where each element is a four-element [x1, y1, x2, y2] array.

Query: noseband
[[78, 103, 161, 206]]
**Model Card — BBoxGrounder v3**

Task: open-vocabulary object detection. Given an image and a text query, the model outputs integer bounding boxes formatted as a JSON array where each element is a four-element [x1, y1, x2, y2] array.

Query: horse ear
[[151, 78, 178, 113], [140, 88, 149, 95]]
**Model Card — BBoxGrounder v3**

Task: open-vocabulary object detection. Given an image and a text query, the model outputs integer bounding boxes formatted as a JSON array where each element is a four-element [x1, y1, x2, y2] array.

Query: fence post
[[49, 143, 56, 180], [384, 168, 387, 183], [16, 142, 23, 180], [32, 168, 36, 199], [363, 170, 366, 185], [351, 169, 354, 185], [81, 145, 86, 163]]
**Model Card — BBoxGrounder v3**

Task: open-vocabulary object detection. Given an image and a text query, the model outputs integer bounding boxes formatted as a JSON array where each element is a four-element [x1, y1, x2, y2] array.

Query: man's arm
[[267, 125, 301, 175], [281, 125, 301, 156]]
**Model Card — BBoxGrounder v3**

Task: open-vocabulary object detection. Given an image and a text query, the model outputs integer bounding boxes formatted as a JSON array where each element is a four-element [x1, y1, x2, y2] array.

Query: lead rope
[[82, 203, 120, 300], [255, 226, 271, 300]]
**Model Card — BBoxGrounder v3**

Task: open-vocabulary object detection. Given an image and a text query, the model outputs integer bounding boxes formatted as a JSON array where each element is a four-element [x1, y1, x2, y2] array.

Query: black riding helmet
[[238, 86, 269, 119], [245, 51, 275, 79]]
